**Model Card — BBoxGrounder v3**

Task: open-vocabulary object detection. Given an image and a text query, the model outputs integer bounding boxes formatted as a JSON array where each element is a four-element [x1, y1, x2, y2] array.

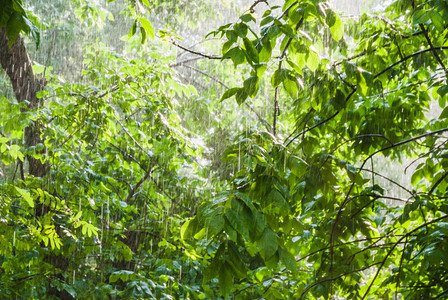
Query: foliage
[[0, 14, 212, 297], [1, 0, 448, 299], [0, 0, 40, 47], [185, 0, 448, 299]]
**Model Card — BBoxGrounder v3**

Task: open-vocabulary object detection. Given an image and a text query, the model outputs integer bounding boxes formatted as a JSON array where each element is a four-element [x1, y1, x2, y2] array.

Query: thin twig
[[362, 168, 414, 195], [299, 262, 383, 299], [248, 0, 269, 13], [333, 31, 424, 67], [169, 57, 203, 68], [360, 128, 448, 172], [428, 171, 448, 195], [284, 108, 314, 143], [125, 167, 152, 203], [286, 89, 356, 147], [373, 47, 448, 79], [170, 40, 222, 60]]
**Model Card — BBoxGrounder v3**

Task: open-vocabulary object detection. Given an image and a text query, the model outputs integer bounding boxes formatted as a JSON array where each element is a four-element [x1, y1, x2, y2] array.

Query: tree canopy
[[1, 0, 448, 299]]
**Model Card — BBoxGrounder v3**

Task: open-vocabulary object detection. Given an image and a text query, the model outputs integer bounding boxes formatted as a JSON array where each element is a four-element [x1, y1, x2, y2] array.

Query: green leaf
[[219, 262, 233, 298], [32, 63, 45, 75], [204, 244, 225, 283], [222, 40, 233, 55], [271, 69, 289, 88], [181, 218, 198, 240], [261, 16, 274, 26], [9, 144, 24, 161], [234, 192, 256, 212], [343, 61, 357, 78], [412, 9, 431, 25], [110, 270, 134, 283], [411, 168, 423, 186], [330, 15, 343, 41], [437, 85, 448, 97], [234, 22, 248, 38], [221, 87, 240, 102], [332, 89, 346, 110], [139, 17, 154, 41], [235, 89, 248, 105], [356, 71, 368, 96], [204, 257, 221, 283], [440, 107, 448, 119], [15, 187, 34, 208], [6, 12, 25, 46], [228, 243, 248, 278], [243, 76, 259, 97], [226, 30, 237, 43], [129, 19, 137, 37], [225, 208, 249, 238], [267, 190, 289, 215], [205, 210, 225, 235], [283, 77, 299, 98], [23, 17, 40, 48], [252, 212, 267, 239], [288, 155, 307, 178], [223, 47, 246, 67], [306, 51, 319, 72], [243, 38, 259, 63], [140, 26, 147, 43], [278, 247, 297, 273], [240, 14, 256, 23], [259, 39, 272, 62], [257, 227, 278, 260]]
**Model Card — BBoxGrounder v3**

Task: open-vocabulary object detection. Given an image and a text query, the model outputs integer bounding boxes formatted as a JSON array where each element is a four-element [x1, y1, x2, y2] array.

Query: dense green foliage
[[1, 0, 448, 299]]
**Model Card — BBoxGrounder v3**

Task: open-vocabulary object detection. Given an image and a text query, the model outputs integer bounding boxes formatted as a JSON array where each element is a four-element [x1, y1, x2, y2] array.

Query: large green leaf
[[257, 227, 278, 260], [271, 69, 289, 88], [223, 47, 246, 67], [243, 37, 259, 64], [225, 207, 250, 239], [139, 17, 155, 42], [219, 262, 233, 298], [243, 76, 259, 97], [278, 247, 297, 274]]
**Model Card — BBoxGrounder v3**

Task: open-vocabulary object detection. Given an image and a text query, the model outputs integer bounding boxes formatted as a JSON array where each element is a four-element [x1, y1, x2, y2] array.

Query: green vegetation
[[1, 0, 448, 298]]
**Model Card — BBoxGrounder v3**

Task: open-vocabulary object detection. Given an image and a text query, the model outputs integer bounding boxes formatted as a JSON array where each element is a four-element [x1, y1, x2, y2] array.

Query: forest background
[[1, 0, 448, 299]]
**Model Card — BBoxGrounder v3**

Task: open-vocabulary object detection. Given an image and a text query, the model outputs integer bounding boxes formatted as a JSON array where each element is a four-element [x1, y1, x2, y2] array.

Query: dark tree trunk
[[0, 27, 74, 300], [0, 26, 49, 177]]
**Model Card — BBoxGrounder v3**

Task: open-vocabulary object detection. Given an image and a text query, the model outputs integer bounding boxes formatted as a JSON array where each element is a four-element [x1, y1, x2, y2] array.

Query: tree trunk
[[0, 26, 75, 300], [0, 26, 49, 177]]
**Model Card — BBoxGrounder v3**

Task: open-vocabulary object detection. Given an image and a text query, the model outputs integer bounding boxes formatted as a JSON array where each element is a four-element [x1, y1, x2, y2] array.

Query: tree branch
[[0, 27, 49, 177], [419, 24, 447, 73], [170, 40, 222, 59], [333, 31, 424, 67], [285, 88, 357, 147]]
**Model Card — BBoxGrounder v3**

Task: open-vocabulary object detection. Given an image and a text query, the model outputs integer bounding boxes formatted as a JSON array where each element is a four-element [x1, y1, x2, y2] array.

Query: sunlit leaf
[[15, 187, 34, 208], [139, 17, 154, 41], [271, 69, 289, 88], [330, 15, 343, 41]]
